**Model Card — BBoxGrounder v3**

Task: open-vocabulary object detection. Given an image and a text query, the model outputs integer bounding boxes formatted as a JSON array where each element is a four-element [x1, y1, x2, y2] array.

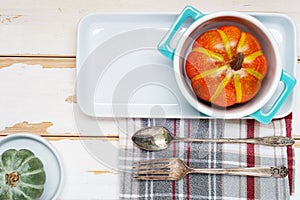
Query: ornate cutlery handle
[[189, 166, 288, 178], [175, 136, 294, 146], [245, 136, 295, 146]]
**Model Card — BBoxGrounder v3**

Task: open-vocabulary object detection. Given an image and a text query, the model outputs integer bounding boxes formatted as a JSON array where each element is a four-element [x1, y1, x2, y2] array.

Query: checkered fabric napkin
[[119, 114, 294, 200]]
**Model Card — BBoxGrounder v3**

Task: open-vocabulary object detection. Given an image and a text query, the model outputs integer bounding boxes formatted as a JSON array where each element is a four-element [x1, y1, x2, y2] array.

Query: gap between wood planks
[[0, 55, 300, 68], [0, 133, 118, 141], [0, 55, 76, 69], [0, 121, 118, 141], [294, 136, 300, 148]]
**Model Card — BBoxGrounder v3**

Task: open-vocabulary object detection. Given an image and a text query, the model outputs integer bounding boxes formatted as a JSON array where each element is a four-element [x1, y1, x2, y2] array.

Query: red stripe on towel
[[285, 113, 293, 195], [186, 120, 191, 200], [172, 120, 177, 200], [247, 119, 255, 200]]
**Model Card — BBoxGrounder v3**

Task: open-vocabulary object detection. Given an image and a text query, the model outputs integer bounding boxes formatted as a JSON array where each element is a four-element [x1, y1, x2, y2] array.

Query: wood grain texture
[[0, 56, 75, 69], [0, 121, 118, 141], [0, 0, 300, 55], [51, 140, 119, 199], [65, 95, 77, 103], [294, 137, 300, 148], [0, 121, 53, 134], [0, 0, 299, 13], [88, 170, 116, 175], [0, 134, 118, 141], [0, 64, 78, 134], [0, 15, 22, 24]]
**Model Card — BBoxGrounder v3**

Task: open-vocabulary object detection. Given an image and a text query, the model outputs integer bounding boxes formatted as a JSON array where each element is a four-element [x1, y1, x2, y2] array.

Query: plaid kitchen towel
[[119, 114, 294, 200]]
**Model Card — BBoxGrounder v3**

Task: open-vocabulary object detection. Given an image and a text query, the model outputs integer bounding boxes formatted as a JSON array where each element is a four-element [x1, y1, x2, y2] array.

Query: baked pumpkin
[[0, 149, 46, 200], [185, 25, 268, 107]]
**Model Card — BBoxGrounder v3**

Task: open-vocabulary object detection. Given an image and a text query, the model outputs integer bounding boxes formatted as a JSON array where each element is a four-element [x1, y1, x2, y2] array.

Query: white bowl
[[173, 11, 281, 119]]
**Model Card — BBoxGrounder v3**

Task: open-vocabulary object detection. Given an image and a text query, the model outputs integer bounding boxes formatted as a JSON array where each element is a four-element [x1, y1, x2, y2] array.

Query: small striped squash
[[186, 25, 268, 107], [0, 149, 46, 200]]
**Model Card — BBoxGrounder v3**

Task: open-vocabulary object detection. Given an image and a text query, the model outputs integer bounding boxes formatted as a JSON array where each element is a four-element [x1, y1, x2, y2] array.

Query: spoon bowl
[[131, 126, 173, 151]]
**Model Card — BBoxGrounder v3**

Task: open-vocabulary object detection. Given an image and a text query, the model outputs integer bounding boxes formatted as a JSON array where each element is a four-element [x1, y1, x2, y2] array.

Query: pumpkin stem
[[230, 53, 244, 71], [6, 172, 19, 187]]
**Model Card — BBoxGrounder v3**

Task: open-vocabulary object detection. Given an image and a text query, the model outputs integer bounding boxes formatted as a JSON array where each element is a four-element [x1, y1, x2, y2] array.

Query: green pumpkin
[[0, 149, 46, 200]]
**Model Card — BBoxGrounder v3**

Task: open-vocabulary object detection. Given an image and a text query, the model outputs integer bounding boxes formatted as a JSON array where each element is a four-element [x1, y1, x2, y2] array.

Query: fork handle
[[188, 166, 288, 178], [174, 136, 294, 146]]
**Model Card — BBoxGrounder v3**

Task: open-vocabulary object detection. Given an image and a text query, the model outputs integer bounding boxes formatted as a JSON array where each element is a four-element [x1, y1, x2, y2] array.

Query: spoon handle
[[173, 136, 294, 146]]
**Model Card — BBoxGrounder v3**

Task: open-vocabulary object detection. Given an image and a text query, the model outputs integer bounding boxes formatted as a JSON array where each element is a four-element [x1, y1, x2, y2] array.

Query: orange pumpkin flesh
[[185, 25, 268, 107]]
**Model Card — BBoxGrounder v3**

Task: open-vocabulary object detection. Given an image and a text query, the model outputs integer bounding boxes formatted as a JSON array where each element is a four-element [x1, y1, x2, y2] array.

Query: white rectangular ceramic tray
[[76, 12, 297, 119]]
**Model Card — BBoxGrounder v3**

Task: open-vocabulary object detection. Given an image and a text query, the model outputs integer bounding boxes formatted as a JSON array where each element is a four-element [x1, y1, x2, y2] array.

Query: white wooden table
[[0, 1, 299, 199]]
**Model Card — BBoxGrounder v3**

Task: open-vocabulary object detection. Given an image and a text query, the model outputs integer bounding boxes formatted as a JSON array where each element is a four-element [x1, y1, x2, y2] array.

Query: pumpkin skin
[[185, 25, 268, 107], [0, 149, 46, 200]]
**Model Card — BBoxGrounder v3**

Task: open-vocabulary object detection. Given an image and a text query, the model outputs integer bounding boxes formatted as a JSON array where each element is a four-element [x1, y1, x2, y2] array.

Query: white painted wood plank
[[0, 62, 296, 137], [0, 63, 141, 137], [1, 63, 299, 136], [1, 0, 300, 13], [51, 140, 119, 199], [0, 64, 77, 134], [0, 0, 300, 55], [0, 63, 120, 136]]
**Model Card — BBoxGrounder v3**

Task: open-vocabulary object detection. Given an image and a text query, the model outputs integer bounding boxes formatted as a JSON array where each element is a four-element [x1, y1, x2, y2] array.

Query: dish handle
[[158, 5, 204, 60], [250, 70, 296, 124]]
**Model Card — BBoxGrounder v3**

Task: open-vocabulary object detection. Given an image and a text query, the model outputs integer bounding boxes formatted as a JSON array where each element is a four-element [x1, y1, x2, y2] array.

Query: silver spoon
[[131, 126, 295, 151]]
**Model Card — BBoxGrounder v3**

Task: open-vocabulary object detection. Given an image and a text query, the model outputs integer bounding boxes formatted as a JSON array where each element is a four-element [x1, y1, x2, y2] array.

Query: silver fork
[[132, 158, 288, 181]]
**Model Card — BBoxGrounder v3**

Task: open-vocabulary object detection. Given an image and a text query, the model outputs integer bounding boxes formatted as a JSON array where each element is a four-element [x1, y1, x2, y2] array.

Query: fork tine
[[133, 158, 173, 165], [133, 175, 176, 181], [132, 170, 170, 175], [132, 158, 181, 181], [132, 163, 171, 170]]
